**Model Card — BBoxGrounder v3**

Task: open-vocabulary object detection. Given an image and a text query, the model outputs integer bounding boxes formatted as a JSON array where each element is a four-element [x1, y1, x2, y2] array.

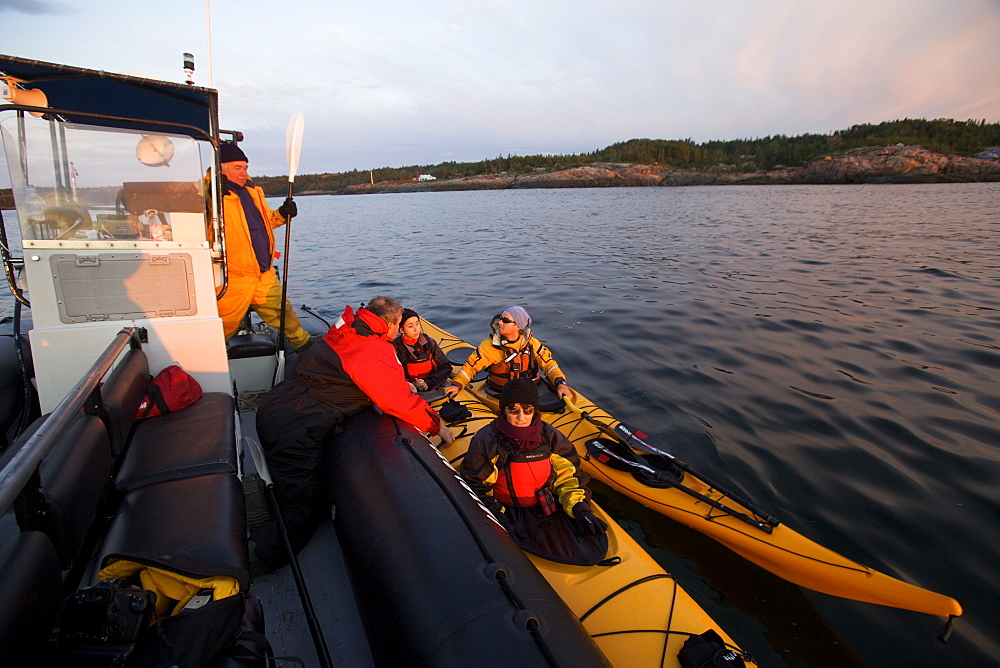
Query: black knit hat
[[401, 308, 419, 325], [499, 377, 539, 410], [219, 142, 248, 163]]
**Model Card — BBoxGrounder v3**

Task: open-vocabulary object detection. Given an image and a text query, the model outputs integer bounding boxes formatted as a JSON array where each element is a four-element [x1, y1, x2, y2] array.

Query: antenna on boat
[[204, 0, 214, 86]]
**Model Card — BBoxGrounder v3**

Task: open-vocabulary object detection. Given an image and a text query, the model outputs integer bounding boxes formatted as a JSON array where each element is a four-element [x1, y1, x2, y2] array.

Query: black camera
[[57, 578, 156, 666]]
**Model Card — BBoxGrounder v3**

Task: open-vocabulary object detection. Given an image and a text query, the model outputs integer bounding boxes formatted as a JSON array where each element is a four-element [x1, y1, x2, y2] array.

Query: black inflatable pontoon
[[323, 408, 610, 667]]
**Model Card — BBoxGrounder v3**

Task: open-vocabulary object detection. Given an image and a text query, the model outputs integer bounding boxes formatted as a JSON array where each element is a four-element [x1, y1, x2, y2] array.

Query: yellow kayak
[[431, 382, 757, 667], [423, 319, 963, 625]]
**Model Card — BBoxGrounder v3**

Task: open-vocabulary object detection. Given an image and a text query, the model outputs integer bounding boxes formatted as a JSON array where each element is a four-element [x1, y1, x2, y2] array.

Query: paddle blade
[[285, 112, 305, 182]]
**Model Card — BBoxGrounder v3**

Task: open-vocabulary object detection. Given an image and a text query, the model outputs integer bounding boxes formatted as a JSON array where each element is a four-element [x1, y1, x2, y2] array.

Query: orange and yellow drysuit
[[451, 332, 567, 392], [216, 179, 309, 348]]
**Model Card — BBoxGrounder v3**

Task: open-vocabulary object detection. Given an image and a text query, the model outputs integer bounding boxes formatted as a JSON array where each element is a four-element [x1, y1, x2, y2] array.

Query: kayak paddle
[[563, 397, 779, 529], [275, 112, 305, 385]]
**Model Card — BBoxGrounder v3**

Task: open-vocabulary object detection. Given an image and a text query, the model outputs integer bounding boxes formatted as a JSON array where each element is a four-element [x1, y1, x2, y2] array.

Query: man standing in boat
[[216, 142, 312, 350], [251, 296, 455, 574], [443, 306, 574, 403]]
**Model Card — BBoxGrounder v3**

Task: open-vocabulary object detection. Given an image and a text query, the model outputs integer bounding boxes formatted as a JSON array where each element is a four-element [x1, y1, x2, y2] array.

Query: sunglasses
[[499, 316, 516, 325], [504, 405, 535, 416]]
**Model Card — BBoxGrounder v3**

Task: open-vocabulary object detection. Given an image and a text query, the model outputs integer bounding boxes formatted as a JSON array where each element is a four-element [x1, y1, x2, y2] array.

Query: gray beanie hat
[[504, 306, 531, 330]]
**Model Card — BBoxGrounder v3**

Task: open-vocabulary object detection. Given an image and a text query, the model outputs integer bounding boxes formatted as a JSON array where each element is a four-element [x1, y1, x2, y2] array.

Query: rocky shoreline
[[2, 146, 996, 210], [311, 145, 1000, 196]]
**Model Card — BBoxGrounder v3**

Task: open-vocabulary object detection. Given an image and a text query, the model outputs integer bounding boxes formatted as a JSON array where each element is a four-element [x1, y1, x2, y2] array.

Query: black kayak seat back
[[445, 347, 488, 383]]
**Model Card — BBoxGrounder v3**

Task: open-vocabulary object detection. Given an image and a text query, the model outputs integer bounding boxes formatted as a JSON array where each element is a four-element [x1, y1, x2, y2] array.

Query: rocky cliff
[[326, 145, 1000, 195]]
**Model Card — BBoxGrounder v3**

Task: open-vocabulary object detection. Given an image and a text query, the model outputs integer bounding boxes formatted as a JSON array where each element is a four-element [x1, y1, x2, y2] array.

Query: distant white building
[[418, 174, 436, 181]]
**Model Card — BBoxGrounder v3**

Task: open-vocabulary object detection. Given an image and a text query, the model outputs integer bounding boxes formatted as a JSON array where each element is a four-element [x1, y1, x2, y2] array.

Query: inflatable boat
[[421, 319, 963, 628], [0, 54, 756, 666]]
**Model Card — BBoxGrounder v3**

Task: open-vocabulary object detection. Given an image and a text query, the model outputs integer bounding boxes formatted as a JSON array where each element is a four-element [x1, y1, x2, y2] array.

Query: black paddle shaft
[[574, 407, 778, 529], [586, 438, 774, 533], [265, 483, 333, 667], [276, 182, 294, 354], [613, 421, 780, 527]]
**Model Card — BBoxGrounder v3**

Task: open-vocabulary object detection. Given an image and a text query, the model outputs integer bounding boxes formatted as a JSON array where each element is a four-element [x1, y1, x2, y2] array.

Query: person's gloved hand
[[493, 509, 515, 535], [278, 197, 297, 219], [573, 502, 607, 536], [485, 499, 515, 534]]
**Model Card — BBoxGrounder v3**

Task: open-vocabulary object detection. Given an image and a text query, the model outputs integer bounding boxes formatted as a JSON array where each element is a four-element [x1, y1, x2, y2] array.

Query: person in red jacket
[[251, 296, 455, 573]]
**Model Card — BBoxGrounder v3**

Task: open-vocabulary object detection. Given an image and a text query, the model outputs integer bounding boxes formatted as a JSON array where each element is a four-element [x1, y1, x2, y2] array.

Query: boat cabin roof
[[0, 54, 217, 138]]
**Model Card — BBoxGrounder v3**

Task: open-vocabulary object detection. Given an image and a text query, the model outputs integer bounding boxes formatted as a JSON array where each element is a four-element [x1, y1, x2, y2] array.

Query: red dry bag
[[135, 364, 203, 419]]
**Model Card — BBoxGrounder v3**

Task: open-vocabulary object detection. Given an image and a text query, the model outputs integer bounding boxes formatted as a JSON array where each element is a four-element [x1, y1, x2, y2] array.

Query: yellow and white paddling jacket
[[452, 331, 567, 391]]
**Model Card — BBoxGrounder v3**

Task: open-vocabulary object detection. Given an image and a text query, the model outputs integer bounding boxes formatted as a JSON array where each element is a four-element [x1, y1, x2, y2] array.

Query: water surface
[[3, 184, 998, 666]]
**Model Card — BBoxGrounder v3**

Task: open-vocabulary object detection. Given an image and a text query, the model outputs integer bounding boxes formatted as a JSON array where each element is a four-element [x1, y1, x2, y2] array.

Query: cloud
[[0, 0, 72, 14], [1, 0, 997, 176]]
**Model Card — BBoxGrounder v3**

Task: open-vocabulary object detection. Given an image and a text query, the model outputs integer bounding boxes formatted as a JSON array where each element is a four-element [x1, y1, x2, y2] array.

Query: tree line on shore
[[252, 118, 1000, 195], [1, 118, 996, 207]]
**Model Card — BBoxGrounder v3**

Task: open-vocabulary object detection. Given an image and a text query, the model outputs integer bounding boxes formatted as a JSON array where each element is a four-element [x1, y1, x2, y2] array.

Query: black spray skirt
[[505, 505, 609, 567]]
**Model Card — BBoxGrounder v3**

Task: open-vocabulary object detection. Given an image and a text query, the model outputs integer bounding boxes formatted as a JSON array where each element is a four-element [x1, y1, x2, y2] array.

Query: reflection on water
[[3, 184, 997, 666]]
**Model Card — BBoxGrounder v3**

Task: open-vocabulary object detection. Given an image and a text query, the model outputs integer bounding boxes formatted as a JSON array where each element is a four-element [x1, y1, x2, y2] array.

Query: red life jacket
[[492, 450, 553, 507], [399, 335, 435, 380], [487, 343, 537, 389]]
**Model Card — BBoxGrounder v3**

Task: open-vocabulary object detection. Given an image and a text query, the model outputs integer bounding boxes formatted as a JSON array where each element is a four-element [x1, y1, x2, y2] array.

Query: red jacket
[[305, 306, 440, 434]]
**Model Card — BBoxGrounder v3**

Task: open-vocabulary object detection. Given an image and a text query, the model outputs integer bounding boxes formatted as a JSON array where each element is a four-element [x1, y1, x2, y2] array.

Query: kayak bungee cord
[[608, 417, 779, 527], [584, 439, 774, 532], [560, 398, 776, 532], [578, 573, 674, 623], [576, 572, 753, 667], [396, 425, 563, 668], [584, 573, 678, 668]]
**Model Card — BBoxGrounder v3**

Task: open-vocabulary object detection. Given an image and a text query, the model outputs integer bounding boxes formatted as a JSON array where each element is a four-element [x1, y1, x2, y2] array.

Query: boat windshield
[[1, 115, 212, 245]]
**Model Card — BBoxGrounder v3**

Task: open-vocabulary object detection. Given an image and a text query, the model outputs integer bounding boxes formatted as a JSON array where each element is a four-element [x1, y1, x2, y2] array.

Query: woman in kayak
[[393, 308, 453, 395], [442, 306, 574, 405], [460, 378, 608, 566]]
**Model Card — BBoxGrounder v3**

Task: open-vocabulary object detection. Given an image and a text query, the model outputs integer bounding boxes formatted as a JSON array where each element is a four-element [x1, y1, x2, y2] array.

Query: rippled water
[[3, 184, 998, 666]]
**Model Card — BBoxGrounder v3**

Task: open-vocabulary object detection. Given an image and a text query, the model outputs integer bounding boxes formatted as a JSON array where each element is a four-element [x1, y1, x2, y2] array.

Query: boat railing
[[0, 326, 145, 516]]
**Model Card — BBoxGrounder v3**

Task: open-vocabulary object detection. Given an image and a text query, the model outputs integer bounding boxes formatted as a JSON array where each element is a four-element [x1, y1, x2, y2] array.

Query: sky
[[1, 0, 999, 177]]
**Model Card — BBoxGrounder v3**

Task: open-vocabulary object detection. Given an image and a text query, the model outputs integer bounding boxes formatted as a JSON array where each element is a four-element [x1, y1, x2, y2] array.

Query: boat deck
[[240, 411, 374, 666]]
